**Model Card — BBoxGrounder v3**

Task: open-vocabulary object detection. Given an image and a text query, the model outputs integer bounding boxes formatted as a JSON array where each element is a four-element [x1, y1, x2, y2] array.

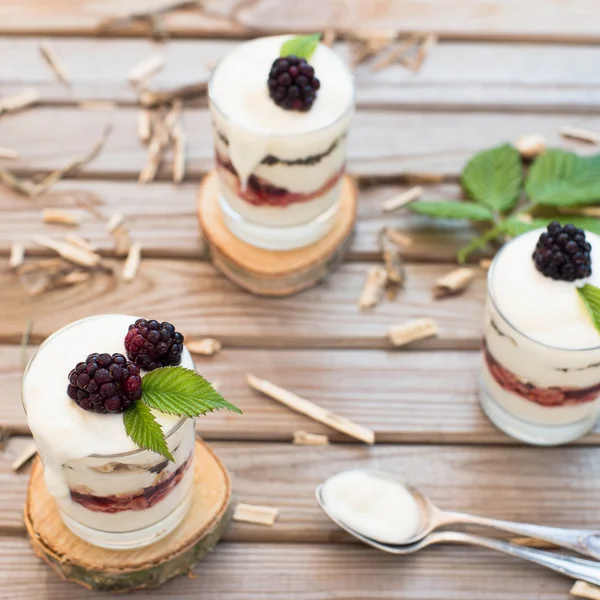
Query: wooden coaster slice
[[197, 171, 357, 296], [25, 438, 231, 593]]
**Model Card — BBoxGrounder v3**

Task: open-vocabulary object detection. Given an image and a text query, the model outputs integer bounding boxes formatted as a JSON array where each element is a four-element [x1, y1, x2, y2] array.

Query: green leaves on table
[[280, 34, 321, 60], [407, 143, 600, 263], [577, 284, 600, 334], [123, 366, 242, 461]]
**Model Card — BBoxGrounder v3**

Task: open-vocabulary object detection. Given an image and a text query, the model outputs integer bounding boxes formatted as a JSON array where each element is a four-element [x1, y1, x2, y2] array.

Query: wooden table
[[1, 1, 599, 598]]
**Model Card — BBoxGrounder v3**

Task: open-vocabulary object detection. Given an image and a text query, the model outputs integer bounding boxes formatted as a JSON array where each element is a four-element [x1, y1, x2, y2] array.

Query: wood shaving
[[138, 81, 208, 107], [410, 33, 437, 73], [16, 259, 86, 296], [186, 338, 222, 356], [9, 244, 25, 269], [372, 33, 419, 72], [386, 229, 413, 248], [293, 431, 329, 446], [388, 318, 438, 348], [404, 172, 444, 185], [571, 581, 600, 600], [122, 242, 142, 282], [322, 28, 336, 47], [106, 212, 125, 233], [33, 236, 102, 268], [433, 267, 475, 299], [12, 442, 38, 472], [42, 209, 80, 227], [138, 109, 152, 144], [358, 265, 387, 309], [509, 537, 558, 549], [172, 121, 186, 183], [112, 226, 131, 257], [0, 148, 19, 160], [128, 55, 165, 86], [515, 133, 546, 159], [379, 229, 406, 286], [77, 100, 118, 110], [560, 126, 600, 145], [0, 89, 40, 115], [233, 503, 279, 526], [39, 41, 71, 86], [139, 118, 168, 183], [479, 258, 492, 269], [64, 234, 95, 252], [0, 169, 37, 196], [382, 186, 423, 212], [247, 373, 375, 444], [350, 30, 396, 66]]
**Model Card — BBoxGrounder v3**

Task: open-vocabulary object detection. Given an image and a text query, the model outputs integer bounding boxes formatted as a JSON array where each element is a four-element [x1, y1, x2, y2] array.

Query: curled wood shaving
[[112, 226, 131, 257], [560, 126, 600, 145], [64, 234, 95, 252], [0, 147, 19, 160], [39, 41, 71, 86], [388, 318, 438, 348], [33, 236, 102, 268], [0, 170, 37, 196], [233, 503, 279, 526], [138, 109, 152, 144], [78, 100, 118, 110], [12, 442, 38, 472], [382, 186, 423, 212], [515, 133, 546, 159], [293, 431, 329, 446], [186, 338, 222, 356], [247, 373, 375, 444], [138, 81, 208, 107], [128, 55, 165, 86], [379, 229, 406, 286], [433, 267, 474, 299], [106, 212, 125, 233], [42, 209, 80, 227], [0, 89, 40, 115], [571, 581, 600, 600], [9, 244, 25, 269], [122, 242, 142, 282], [358, 265, 387, 310]]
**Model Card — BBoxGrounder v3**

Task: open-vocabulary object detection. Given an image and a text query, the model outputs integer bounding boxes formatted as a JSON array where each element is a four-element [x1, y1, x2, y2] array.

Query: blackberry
[[532, 221, 592, 282], [267, 55, 320, 112], [124, 318, 184, 371], [67, 353, 142, 414]]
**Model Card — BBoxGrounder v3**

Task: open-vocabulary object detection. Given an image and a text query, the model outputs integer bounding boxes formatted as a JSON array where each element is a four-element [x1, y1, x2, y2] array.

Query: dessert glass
[[479, 232, 600, 445], [208, 35, 355, 251], [22, 315, 197, 549]]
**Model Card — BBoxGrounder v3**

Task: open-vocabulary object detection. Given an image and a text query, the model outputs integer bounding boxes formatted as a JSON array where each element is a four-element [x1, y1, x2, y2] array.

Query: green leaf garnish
[[280, 34, 321, 61], [577, 284, 600, 334], [461, 144, 523, 212], [409, 201, 493, 221], [525, 149, 600, 206], [141, 366, 242, 418], [123, 400, 174, 462]]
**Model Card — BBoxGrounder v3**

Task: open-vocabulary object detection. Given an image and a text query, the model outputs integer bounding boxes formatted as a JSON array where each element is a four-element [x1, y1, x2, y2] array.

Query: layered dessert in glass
[[209, 35, 354, 250], [23, 315, 199, 549], [480, 223, 600, 445]]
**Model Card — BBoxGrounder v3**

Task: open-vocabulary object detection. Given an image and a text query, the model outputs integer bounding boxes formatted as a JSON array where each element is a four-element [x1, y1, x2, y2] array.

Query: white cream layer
[[23, 314, 195, 499]]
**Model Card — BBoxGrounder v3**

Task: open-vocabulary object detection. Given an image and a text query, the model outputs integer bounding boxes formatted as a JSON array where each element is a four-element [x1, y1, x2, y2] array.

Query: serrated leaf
[[525, 149, 600, 206], [461, 144, 523, 211], [142, 366, 242, 418], [123, 401, 174, 462], [577, 284, 600, 334], [408, 201, 494, 221], [280, 34, 321, 60]]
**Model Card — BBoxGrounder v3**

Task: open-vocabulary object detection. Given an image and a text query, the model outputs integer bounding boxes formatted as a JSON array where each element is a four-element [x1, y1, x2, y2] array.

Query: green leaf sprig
[[407, 145, 600, 263], [123, 367, 241, 461], [577, 284, 600, 334], [280, 34, 321, 61]]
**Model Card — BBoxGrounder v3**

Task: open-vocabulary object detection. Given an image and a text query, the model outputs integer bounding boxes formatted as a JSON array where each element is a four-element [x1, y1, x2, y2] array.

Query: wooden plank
[[7, 346, 600, 444], [1, 106, 600, 180], [0, 0, 597, 43], [1, 38, 599, 112], [0, 535, 576, 599], [4, 437, 600, 543], [0, 260, 487, 349], [0, 179, 479, 261]]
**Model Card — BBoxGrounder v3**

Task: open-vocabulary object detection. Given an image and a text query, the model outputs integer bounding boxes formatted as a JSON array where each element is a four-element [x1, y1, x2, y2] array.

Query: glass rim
[[208, 35, 356, 137], [487, 230, 600, 353], [21, 314, 189, 459]]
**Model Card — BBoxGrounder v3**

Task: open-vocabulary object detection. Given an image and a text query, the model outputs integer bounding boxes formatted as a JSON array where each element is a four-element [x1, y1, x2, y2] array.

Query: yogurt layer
[[23, 314, 195, 498]]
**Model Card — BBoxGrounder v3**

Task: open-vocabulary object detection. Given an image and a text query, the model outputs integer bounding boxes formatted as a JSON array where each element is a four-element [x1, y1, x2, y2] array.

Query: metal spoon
[[316, 472, 600, 586], [318, 470, 600, 560]]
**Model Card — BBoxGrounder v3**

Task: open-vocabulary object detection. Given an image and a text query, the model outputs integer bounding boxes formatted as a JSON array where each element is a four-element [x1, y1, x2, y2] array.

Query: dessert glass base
[[479, 375, 597, 446], [218, 193, 340, 250]]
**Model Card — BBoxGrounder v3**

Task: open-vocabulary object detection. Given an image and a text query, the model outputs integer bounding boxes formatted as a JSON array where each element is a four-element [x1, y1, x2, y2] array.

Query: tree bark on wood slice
[[197, 171, 357, 296], [24, 438, 231, 593]]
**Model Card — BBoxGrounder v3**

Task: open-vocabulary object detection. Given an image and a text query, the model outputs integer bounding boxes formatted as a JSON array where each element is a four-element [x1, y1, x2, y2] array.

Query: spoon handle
[[434, 531, 600, 586], [442, 511, 600, 560]]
